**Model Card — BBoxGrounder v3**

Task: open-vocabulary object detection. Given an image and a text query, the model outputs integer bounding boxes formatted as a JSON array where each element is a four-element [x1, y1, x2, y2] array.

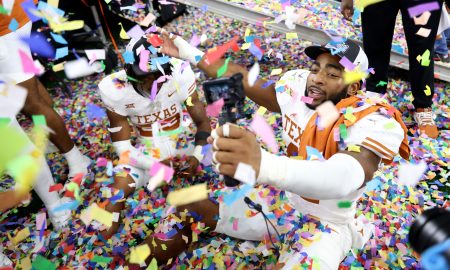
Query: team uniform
[[98, 59, 197, 188], [213, 70, 405, 269], [0, 0, 36, 84]]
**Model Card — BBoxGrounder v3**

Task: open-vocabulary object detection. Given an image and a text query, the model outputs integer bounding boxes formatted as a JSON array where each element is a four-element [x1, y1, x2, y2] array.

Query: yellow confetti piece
[[51, 20, 84, 33], [160, 244, 167, 251], [347, 145, 361, 152], [47, 0, 59, 7], [129, 244, 151, 264], [354, 0, 384, 11], [256, 106, 267, 115], [286, 32, 298, 39], [343, 68, 368, 84], [245, 28, 251, 37], [270, 68, 282, 76], [19, 256, 32, 270], [166, 183, 208, 207], [186, 96, 194, 106], [118, 22, 130, 39], [52, 62, 65, 72], [192, 231, 198, 242], [12, 227, 30, 245], [383, 122, 397, 130], [424, 85, 431, 96], [8, 155, 40, 192], [81, 203, 113, 227], [241, 43, 251, 50], [148, 258, 158, 270]]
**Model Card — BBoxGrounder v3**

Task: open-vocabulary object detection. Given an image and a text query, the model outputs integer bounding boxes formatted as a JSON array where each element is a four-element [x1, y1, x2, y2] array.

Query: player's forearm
[[257, 149, 365, 200], [0, 191, 26, 212]]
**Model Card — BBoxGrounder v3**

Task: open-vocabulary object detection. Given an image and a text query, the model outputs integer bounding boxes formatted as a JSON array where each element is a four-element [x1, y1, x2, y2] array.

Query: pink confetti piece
[[206, 98, 224, 117], [250, 114, 278, 153], [139, 49, 150, 72], [300, 96, 313, 104], [232, 218, 238, 231], [18, 49, 40, 74], [189, 34, 201, 47]]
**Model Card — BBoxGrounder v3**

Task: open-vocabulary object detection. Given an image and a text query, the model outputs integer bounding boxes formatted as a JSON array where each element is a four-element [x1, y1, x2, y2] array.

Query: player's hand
[[341, 0, 354, 21], [181, 156, 200, 178], [156, 27, 181, 59], [207, 124, 261, 179], [156, 27, 204, 66]]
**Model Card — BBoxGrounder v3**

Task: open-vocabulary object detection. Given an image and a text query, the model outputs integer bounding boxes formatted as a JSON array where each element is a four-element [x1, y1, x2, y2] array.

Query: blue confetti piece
[[21, 0, 41, 22], [195, 55, 203, 62], [262, 80, 275, 88], [110, 189, 124, 204], [8, 18, 19, 31], [248, 42, 263, 60], [86, 103, 106, 120], [365, 177, 381, 191], [50, 32, 67, 44], [51, 200, 79, 213], [306, 146, 324, 160], [55, 47, 68, 60], [148, 45, 157, 54], [166, 228, 178, 238], [223, 184, 252, 205], [275, 85, 285, 93], [123, 51, 135, 64], [392, 44, 404, 55], [202, 144, 212, 155], [244, 35, 256, 43]]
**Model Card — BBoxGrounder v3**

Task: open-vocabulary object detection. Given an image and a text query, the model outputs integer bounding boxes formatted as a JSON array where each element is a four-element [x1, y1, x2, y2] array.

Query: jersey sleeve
[[98, 74, 128, 116], [173, 61, 197, 102], [344, 112, 404, 160]]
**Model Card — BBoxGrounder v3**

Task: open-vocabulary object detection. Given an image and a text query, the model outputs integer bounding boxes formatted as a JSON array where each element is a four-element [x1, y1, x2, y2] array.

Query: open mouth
[[307, 86, 325, 100]]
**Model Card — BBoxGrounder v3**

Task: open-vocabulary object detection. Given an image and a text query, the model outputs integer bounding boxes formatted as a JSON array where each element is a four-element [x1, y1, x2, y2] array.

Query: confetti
[[167, 183, 208, 206]]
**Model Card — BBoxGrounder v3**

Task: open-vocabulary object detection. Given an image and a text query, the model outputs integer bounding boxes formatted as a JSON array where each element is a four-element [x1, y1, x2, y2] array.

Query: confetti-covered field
[[1, 4, 449, 270]]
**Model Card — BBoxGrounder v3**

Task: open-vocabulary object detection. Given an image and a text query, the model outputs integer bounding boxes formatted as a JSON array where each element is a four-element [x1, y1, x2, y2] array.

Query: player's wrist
[[173, 36, 205, 66], [192, 145, 204, 162]]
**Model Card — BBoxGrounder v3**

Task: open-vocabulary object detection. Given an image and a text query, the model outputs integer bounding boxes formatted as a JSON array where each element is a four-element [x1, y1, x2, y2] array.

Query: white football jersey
[[98, 59, 196, 138], [275, 69, 405, 222]]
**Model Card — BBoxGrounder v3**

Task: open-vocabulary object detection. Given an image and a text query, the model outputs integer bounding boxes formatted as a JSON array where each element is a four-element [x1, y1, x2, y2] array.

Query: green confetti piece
[[337, 201, 352, 208], [339, 124, 348, 139], [383, 122, 396, 130], [0, 117, 11, 126], [156, 127, 183, 137], [32, 255, 57, 270], [91, 255, 113, 264], [0, 125, 29, 174], [376, 80, 387, 87], [32, 115, 47, 126], [217, 57, 231, 78], [0, 5, 9, 14], [146, 258, 158, 270], [127, 75, 142, 83]]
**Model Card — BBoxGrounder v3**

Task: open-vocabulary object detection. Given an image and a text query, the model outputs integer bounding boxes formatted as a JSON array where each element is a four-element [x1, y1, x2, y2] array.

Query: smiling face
[[305, 53, 359, 110]]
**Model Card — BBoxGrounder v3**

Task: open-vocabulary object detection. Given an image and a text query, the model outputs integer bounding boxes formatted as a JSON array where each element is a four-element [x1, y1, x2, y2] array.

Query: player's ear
[[347, 81, 360, 96]]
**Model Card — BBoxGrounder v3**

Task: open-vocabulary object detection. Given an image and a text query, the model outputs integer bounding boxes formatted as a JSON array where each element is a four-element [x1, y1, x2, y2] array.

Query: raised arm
[[157, 28, 281, 113]]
